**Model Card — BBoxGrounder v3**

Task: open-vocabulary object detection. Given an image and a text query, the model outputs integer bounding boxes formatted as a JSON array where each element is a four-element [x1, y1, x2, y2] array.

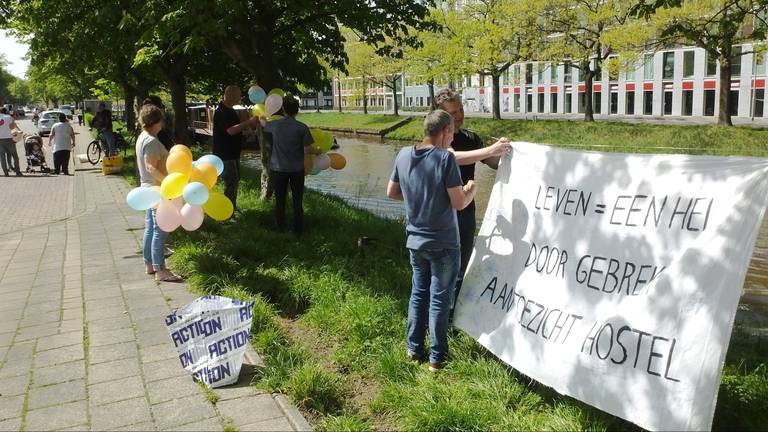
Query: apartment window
[[538, 93, 545, 112], [608, 57, 619, 82], [466, 75, 472, 87], [551, 93, 558, 113], [593, 92, 602, 114], [706, 52, 718, 76], [537, 64, 545, 83], [754, 89, 764, 117], [643, 91, 653, 115], [730, 90, 739, 116], [564, 63, 573, 83], [704, 90, 716, 116], [731, 46, 742, 77], [551, 64, 558, 82], [503, 68, 510, 85], [756, 53, 766, 75], [682, 90, 693, 116], [565, 93, 572, 113], [526, 93, 533, 112], [610, 92, 618, 114], [643, 54, 654, 80], [663, 52, 675, 80], [479, 75, 485, 87], [512, 65, 520, 85], [683, 51, 695, 78], [663, 91, 673, 115], [625, 63, 636, 81], [626, 91, 635, 115], [525, 64, 533, 84], [578, 93, 585, 113], [577, 67, 584, 83], [427, 96, 431, 107], [514, 93, 520, 112]]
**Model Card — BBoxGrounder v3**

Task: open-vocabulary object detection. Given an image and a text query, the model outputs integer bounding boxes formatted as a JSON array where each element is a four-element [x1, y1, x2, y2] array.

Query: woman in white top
[[0, 107, 23, 176], [48, 113, 75, 175]]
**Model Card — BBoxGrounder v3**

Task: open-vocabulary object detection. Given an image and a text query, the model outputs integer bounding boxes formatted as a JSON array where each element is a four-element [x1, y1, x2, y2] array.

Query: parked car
[[37, 110, 65, 136], [14, 108, 25, 118], [59, 105, 74, 119]]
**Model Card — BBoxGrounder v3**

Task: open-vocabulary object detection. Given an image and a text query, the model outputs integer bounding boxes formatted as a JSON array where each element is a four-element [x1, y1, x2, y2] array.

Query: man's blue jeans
[[406, 247, 460, 364], [98, 130, 116, 156], [143, 209, 168, 271]]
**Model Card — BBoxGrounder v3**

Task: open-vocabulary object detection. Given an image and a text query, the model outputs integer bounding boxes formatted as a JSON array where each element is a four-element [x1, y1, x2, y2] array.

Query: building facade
[[331, 43, 767, 120]]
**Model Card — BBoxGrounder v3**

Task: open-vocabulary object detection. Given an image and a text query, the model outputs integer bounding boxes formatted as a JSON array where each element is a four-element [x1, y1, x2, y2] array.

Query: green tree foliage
[[536, 0, 640, 122]]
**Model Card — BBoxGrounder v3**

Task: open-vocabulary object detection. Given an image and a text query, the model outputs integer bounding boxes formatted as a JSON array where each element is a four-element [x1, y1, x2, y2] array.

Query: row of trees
[[0, 0, 434, 142], [343, 0, 768, 126]]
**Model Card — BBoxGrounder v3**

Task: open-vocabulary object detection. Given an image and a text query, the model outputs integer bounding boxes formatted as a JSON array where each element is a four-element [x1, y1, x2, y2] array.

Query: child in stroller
[[24, 134, 51, 174]]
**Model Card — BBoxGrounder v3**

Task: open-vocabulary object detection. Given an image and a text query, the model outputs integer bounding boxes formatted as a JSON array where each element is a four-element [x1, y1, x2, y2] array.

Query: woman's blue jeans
[[143, 209, 168, 271], [406, 247, 460, 364]]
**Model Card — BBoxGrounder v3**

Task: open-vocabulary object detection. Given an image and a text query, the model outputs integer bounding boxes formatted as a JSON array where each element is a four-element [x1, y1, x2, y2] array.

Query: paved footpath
[[0, 120, 312, 431]]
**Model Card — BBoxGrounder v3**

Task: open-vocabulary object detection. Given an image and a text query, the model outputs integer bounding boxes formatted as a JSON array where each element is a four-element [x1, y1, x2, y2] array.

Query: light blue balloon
[[126, 187, 161, 211], [183, 182, 210, 206], [195, 154, 225, 176], [248, 86, 266, 104], [311, 164, 321, 175]]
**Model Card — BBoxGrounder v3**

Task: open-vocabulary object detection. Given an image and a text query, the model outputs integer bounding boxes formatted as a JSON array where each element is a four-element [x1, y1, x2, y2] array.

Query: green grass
[[386, 117, 768, 156], [161, 163, 768, 431], [296, 112, 408, 133]]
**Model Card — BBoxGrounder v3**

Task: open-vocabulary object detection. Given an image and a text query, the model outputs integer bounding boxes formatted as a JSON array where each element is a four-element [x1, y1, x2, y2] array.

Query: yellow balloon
[[328, 153, 346, 170], [268, 88, 285, 98], [170, 144, 193, 159], [251, 104, 265, 117], [203, 192, 234, 221], [190, 163, 217, 189], [304, 154, 313, 176], [310, 129, 333, 153], [166, 151, 193, 176], [160, 172, 189, 200]]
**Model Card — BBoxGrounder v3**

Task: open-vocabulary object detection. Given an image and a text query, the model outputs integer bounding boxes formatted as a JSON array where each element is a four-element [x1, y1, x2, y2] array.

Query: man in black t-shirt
[[212, 85, 260, 213], [434, 89, 511, 316]]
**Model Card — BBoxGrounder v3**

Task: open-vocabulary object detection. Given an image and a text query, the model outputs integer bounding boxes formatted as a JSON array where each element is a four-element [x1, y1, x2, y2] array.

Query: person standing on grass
[[48, 113, 75, 175], [0, 107, 23, 177], [136, 105, 183, 283], [261, 95, 315, 236], [212, 85, 261, 216], [386, 109, 476, 372], [433, 88, 511, 317]]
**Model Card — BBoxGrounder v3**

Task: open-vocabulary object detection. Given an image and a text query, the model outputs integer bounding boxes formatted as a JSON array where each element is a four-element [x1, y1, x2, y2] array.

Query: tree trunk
[[718, 56, 734, 126], [123, 85, 136, 133], [392, 76, 399, 116], [583, 70, 595, 122], [491, 73, 501, 120], [337, 77, 343, 112], [428, 78, 435, 109], [363, 79, 368, 114], [167, 75, 189, 144]]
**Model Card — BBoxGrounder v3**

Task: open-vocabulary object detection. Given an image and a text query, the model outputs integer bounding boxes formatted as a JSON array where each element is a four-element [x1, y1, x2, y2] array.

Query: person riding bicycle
[[92, 102, 116, 157]]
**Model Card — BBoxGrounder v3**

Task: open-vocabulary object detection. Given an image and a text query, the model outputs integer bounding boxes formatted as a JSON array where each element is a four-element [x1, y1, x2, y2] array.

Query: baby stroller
[[24, 134, 51, 174]]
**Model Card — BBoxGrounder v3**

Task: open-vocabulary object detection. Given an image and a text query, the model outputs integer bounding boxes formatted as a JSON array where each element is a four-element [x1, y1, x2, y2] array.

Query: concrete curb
[[274, 393, 314, 432]]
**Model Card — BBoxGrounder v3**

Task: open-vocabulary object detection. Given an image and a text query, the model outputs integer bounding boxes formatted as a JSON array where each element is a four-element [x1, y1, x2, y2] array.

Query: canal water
[[243, 136, 768, 302]]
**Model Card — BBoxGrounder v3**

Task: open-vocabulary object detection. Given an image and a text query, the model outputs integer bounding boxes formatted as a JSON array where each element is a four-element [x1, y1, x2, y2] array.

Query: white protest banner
[[165, 295, 254, 388], [454, 142, 768, 431]]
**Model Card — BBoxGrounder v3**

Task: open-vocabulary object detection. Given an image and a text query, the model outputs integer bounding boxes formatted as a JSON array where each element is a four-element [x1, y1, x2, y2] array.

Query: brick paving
[[0, 121, 312, 431]]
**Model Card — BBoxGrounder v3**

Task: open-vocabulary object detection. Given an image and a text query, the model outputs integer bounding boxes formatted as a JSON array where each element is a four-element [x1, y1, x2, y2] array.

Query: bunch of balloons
[[247, 84, 347, 176], [304, 129, 346, 175], [125, 145, 234, 232]]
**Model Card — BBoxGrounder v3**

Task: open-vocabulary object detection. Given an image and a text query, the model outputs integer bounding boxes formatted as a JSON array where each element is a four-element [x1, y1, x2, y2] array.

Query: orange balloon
[[304, 154, 313, 176], [190, 162, 217, 189], [328, 153, 346, 170], [166, 151, 193, 176]]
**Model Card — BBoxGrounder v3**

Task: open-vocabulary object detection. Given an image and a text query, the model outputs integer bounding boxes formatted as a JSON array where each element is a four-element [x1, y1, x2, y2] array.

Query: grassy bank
[[386, 117, 768, 156], [297, 112, 408, 134], [163, 164, 767, 431]]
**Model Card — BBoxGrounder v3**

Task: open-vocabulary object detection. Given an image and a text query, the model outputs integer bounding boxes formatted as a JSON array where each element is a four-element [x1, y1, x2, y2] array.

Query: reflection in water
[[242, 136, 768, 299]]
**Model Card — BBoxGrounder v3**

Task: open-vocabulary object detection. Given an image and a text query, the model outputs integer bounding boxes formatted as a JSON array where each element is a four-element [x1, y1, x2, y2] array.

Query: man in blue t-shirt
[[386, 109, 477, 372]]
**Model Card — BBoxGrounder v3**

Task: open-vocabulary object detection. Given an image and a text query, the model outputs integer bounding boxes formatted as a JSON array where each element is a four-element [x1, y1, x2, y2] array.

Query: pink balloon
[[265, 93, 283, 116], [172, 196, 184, 210], [180, 204, 204, 231], [156, 199, 182, 232], [314, 153, 331, 171]]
